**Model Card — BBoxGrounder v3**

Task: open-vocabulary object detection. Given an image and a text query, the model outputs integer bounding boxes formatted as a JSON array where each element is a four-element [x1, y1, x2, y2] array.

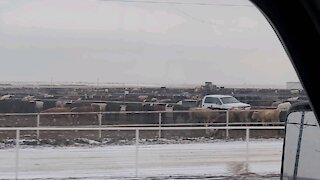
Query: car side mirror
[[281, 102, 320, 180]]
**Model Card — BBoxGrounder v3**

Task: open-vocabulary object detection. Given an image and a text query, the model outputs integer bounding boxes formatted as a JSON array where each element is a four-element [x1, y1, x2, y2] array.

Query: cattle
[[271, 101, 282, 107], [55, 101, 66, 108], [189, 108, 222, 122], [142, 103, 155, 111], [290, 90, 300, 95], [70, 106, 99, 124], [141, 103, 166, 111], [159, 99, 172, 103], [251, 109, 280, 125], [41, 107, 71, 119], [188, 108, 224, 136], [138, 95, 148, 101], [228, 110, 253, 123], [22, 95, 35, 102], [91, 103, 107, 112], [26, 100, 44, 112], [188, 108, 252, 124], [41, 107, 71, 113], [276, 102, 291, 122], [70, 106, 100, 112], [277, 102, 291, 111], [35, 101, 44, 112], [0, 94, 14, 100], [151, 98, 158, 102]]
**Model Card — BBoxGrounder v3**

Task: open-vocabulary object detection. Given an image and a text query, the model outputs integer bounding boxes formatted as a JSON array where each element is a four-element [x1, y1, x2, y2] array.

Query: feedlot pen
[[0, 110, 285, 141]]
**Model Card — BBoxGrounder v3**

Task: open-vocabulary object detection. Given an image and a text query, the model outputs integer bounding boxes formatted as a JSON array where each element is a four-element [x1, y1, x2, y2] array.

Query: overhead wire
[[171, 4, 218, 26], [101, 0, 253, 7]]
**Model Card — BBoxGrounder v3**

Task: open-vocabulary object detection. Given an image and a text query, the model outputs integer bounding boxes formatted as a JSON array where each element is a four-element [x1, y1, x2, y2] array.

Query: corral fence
[[0, 110, 285, 139], [0, 126, 285, 179]]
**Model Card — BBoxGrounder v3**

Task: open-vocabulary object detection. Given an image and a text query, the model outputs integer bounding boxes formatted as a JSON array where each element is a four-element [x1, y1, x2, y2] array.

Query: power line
[[171, 5, 217, 25], [101, 0, 253, 7]]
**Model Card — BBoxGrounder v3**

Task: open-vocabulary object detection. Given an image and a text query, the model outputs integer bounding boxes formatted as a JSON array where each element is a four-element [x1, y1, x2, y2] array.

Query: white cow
[[22, 95, 35, 101], [56, 100, 66, 107], [35, 101, 44, 112], [277, 102, 291, 111], [0, 94, 14, 100], [138, 95, 148, 101]]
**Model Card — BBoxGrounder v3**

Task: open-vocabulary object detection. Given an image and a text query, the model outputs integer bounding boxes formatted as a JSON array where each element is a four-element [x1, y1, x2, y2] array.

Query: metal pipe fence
[[0, 109, 280, 116], [0, 126, 284, 179], [0, 109, 284, 139]]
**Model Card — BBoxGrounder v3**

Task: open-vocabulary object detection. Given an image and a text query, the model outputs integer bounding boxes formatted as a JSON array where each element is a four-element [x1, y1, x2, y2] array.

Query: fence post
[[36, 114, 40, 139], [158, 113, 162, 138], [98, 113, 102, 139], [246, 128, 250, 173], [135, 129, 139, 177], [15, 129, 20, 180], [226, 110, 229, 139]]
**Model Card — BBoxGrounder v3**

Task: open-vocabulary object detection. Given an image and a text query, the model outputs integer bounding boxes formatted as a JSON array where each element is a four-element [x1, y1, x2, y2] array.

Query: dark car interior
[[250, 1, 320, 179]]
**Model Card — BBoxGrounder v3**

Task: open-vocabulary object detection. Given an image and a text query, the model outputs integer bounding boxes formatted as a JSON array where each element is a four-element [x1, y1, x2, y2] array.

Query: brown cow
[[71, 106, 98, 112], [251, 109, 280, 125], [70, 106, 99, 124], [41, 107, 71, 120], [189, 108, 252, 124], [42, 107, 71, 113], [189, 108, 224, 136], [189, 108, 222, 122], [228, 110, 253, 123]]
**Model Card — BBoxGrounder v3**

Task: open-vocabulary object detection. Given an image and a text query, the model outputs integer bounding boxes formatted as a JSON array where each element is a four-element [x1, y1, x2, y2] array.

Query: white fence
[[0, 125, 285, 179], [0, 110, 284, 139]]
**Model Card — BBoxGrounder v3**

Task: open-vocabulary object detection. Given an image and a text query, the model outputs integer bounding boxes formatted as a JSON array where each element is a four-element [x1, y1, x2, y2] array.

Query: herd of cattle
[[0, 94, 294, 127], [0, 98, 291, 139], [189, 107, 286, 125], [37, 101, 291, 125], [41, 102, 107, 113]]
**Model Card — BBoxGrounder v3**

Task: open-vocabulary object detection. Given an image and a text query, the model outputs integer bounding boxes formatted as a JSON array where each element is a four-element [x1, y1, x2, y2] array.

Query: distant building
[[204, 82, 217, 91], [286, 82, 303, 90]]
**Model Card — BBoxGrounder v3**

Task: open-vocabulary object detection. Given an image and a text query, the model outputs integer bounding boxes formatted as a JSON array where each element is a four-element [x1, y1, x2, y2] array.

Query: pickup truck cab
[[201, 95, 251, 110]]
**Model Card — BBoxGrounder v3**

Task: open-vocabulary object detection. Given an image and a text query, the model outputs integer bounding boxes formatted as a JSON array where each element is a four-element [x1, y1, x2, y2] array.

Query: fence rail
[[0, 126, 284, 131], [0, 109, 280, 116], [0, 109, 284, 140]]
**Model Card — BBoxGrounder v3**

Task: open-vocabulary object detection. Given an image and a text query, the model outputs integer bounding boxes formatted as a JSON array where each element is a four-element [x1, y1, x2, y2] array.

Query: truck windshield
[[221, 97, 240, 104]]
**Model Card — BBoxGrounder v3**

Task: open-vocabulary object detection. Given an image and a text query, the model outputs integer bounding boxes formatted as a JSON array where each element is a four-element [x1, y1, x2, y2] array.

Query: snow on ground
[[0, 139, 283, 179]]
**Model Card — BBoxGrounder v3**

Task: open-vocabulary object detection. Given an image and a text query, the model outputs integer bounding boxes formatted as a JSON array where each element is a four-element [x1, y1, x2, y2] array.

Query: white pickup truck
[[201, 95, 251, 110]]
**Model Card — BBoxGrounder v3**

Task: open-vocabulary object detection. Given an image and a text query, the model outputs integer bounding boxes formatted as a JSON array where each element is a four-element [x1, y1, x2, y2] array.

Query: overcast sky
[[0, 0, 299, 87]]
